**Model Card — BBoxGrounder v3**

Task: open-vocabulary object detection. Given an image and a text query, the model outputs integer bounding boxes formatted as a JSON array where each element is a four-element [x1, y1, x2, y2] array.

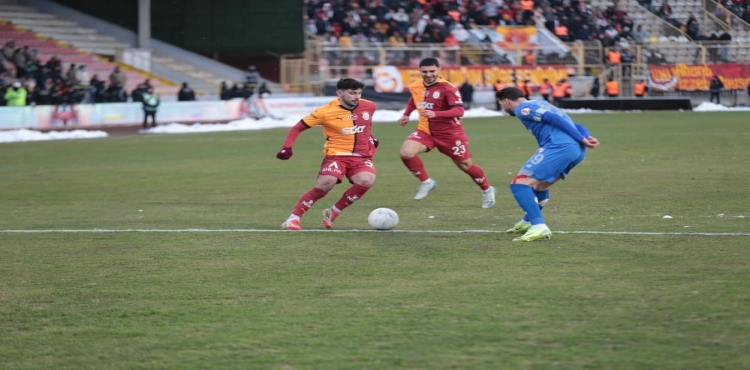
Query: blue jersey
[[513, 100, 584, 147]]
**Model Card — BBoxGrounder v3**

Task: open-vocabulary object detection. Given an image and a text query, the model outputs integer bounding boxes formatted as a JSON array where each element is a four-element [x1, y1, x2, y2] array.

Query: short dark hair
[[419, 58, 440, 68], [336, 78, 365, 90], [496, 87, 525, 101]]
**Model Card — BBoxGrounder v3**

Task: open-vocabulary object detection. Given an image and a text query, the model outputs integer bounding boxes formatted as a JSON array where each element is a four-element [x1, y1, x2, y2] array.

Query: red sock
[[465, 164, 490, 191], [292, 187, 328, 217], [401, 156, 429, 182], [334, 184, 370, 211]]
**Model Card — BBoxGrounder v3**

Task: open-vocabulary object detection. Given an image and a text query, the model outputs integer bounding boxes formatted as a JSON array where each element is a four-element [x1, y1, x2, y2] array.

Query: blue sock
[[522, 189, 550, 222], [510, 184, 545, 225]]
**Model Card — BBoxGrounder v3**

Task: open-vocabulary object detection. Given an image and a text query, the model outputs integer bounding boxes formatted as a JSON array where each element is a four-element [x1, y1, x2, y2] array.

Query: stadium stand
[[0, 1, 184, 105], [0, 0, 259, 102], [0, 2, 128, 56], [1, 0, 748, 109]]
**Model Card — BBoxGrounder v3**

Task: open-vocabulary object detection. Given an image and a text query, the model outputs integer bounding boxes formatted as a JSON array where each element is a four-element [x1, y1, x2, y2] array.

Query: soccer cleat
[[414, 179, 437, 200], [512, 226, 552, 242], [322, 208, 340, 229], [281, 219, 302, 231], [505, 220, 532, 234], [481, 186, 496, 208]]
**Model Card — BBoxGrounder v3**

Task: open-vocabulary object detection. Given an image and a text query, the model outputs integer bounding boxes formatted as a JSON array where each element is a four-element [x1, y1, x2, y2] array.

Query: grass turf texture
[[1, 111, 749, 369]]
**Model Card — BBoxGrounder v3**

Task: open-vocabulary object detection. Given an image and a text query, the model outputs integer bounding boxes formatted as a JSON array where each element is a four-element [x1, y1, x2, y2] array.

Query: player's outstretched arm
[[276, 121, 309, 160], [276, 147, 293, 159]]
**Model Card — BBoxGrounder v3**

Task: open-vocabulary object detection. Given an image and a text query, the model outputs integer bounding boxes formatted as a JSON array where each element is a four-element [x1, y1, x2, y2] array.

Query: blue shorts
[[518, 144, 586, 183]]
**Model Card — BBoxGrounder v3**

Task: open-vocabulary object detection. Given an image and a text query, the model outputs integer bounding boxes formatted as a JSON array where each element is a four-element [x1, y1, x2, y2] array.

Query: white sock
[[331, 206, 340, 213], [422, 178, 433, 183], [531, 223, 548, 230], [287, 215, 300, 222]]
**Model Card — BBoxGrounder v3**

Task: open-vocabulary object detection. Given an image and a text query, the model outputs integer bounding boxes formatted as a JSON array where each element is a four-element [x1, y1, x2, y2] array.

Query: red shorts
[[406, 129, 472, 161], [319, 156, 376, 183]]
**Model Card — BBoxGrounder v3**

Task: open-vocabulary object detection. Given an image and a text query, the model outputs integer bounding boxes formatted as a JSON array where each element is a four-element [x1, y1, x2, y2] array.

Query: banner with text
[[0, 97, 336, 131], [648, 63, 750, 91], [395, 65, 568, 92]]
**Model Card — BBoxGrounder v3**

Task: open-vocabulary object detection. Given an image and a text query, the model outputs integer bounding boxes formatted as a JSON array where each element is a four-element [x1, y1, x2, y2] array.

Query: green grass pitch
[[1, 111, 749, 369]]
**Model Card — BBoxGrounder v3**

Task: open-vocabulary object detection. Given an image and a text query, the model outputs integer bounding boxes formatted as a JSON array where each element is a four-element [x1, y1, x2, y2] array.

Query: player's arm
[[573, 121, 600, 148], [574, 122, 591, 137], [427, 86, 465, 118], [276, 120, 311, 160], [399, 98, 415, 126], [432, 105, 464, 118], [539, 111, 586, 142]]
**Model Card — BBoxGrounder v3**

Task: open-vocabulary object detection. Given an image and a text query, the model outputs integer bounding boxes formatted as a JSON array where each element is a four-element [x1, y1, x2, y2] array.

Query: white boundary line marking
[[0, 229, 748, 236]]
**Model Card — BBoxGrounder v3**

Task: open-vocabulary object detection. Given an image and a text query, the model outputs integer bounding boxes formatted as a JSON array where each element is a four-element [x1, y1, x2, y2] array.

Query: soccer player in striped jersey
[[397, 58, 496, 208], [276, 78, 378, 230], [496, 87, 600, 242]]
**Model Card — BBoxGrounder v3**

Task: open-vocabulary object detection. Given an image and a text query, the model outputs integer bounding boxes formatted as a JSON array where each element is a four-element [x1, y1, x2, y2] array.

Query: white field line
[[0, 229, 748, 236]]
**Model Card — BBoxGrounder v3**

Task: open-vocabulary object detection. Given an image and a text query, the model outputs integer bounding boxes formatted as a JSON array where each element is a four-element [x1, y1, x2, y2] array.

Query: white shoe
[[481, 186, 496, 208], [280, 219, 302, 231], [414, 179, 437, 200]]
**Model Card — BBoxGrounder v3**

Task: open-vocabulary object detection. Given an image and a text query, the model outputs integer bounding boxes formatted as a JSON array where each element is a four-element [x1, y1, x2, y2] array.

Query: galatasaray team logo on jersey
[[433, 91, 440, 99], [362, 112, 370, 121], [349, 113, 358, 120]]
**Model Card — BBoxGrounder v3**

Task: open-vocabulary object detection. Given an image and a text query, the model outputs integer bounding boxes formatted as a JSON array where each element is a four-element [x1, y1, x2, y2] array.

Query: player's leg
[[323, 159, 376, 229], [521, 180, 555, 223], [437, 135, 495, 208], [507, 177, 556, 234], [400, 132, 437, 200], [282, 159, 342, 230], [507, 146, 583, 241], [510, 177, 554, 242], [452, 157, 496, 208], [281, 175, 336, 230]]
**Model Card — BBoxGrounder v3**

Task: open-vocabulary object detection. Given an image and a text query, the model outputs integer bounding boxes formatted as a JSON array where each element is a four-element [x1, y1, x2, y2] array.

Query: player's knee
[[457, 162, 471, 172], [316, 185, 334, 193], [400, 141, 426, 158], [315, 180, 336, 192], [354, 178, 375, 188], [399, 147, 419, 158]]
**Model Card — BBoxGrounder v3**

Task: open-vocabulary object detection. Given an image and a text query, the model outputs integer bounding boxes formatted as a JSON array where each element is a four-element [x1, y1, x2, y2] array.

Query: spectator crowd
[[0, 39, 198, 107], [1, 39, 87, 106], [304, 0, 651, 71], [304, 0, 647, 47]]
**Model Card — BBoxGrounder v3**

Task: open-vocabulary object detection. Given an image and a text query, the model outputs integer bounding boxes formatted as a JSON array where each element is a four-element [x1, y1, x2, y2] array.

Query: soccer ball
[[367, 208, 399, 230]]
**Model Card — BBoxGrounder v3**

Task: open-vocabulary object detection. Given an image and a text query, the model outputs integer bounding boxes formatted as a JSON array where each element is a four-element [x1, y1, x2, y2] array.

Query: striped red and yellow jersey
[[301, 98, 377, 157], [407, 77, 464, 137]]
